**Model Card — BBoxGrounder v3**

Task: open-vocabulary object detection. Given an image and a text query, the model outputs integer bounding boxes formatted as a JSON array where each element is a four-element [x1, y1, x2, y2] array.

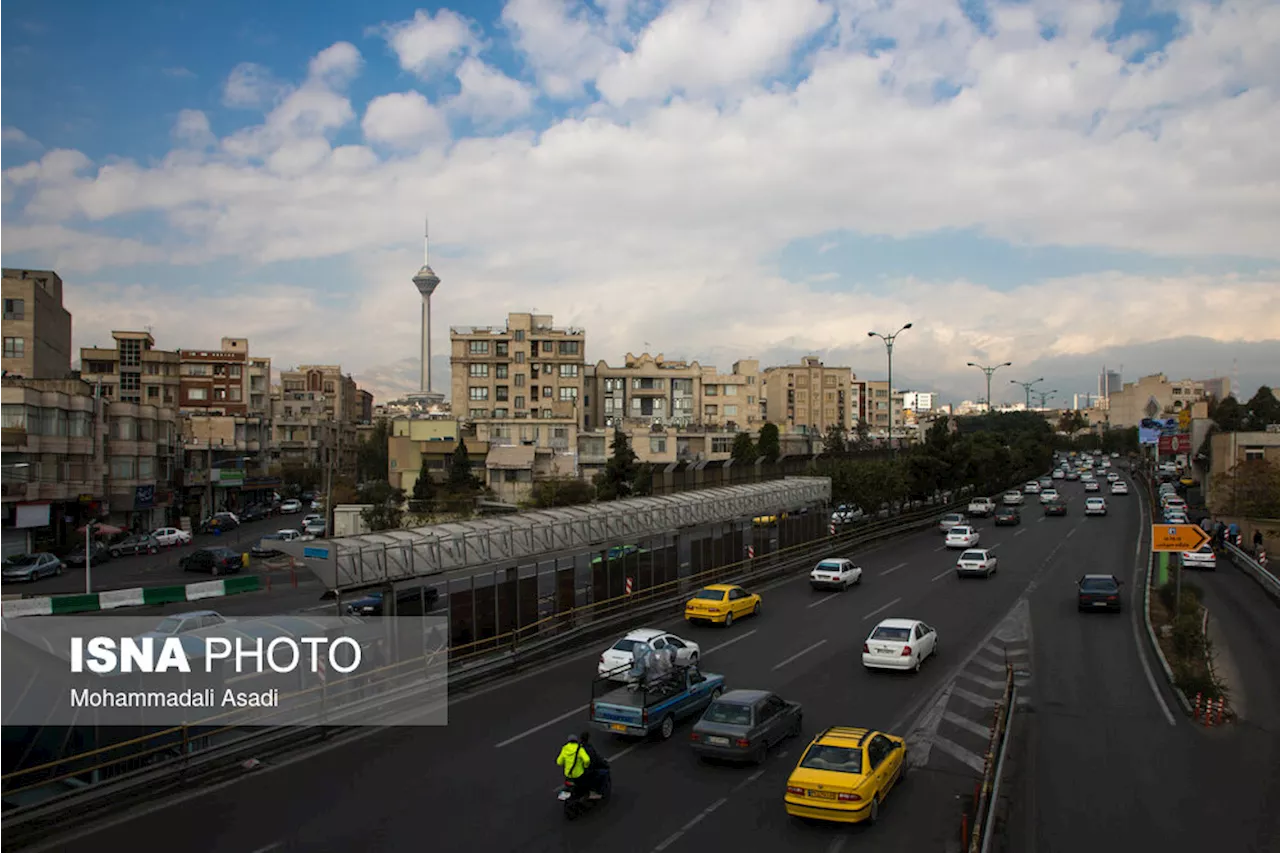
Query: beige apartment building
[[1106, 374, 1229, 428], [80, 330, 181, 406], [762, 357, 856, 435], [2, 268, 73, 381], [271, 365, 359, 480], [583, 353, 762, 432]]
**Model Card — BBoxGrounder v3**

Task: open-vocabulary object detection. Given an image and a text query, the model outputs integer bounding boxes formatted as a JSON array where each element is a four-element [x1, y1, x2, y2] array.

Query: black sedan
[[346, 586, 441, 616], [1077, 574, 1123, 612], [1043, 500, 1068, 517], [689, 689, 802, 764], [994, 507, 1021, 526], [63, 541, 112, 567], [198, 513, 240, 534], [180, 547, 243, 575], [108, 534, 161, 558]]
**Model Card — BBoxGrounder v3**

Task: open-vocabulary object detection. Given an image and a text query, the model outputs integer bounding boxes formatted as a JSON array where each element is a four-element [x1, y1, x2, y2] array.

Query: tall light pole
[[868, 323, 913, 452], [1010, 377, 1044, 410], [967, 362, 1012, 413], [1035, 390, 1058, 410]]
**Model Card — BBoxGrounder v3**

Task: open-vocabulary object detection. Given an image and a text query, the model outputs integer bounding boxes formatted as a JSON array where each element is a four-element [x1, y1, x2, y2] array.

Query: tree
[[595, 426, 638, 501], [357, 480, 406, 532], [730, 432, 758, 464], [448, 438, 479, 491], [757, 422, 781, 464], [1210, 459, 1280, 517], [529, 476, 594, 508], [1210, 395, 1247, 431], [410, 457, 435, 510], [1245, 386, 1280, 429], [277, 465, 324, 496], [1057, 411, 1088, 434], [356, 419, 390, 483], [822, 424, 847, 454]]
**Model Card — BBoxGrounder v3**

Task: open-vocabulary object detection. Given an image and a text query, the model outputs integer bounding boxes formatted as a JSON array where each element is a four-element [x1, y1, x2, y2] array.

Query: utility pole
[[1010, 377, 1044, 410], [1035, 390, 1058, 410], [205, 436, 214, 520], [868, 323, 913, 454], [967, 362, 1012, 413]]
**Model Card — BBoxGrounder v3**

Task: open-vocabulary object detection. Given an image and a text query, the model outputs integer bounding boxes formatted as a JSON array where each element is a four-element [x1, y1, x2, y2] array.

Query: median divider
[[1, 576, 264, 617]]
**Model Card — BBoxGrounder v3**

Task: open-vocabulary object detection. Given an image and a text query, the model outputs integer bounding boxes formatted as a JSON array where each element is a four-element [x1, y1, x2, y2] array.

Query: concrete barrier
[[1, 576, 263, 617]]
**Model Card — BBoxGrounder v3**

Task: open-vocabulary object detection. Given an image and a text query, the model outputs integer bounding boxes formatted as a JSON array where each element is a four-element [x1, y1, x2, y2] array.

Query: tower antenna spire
[[424, 216, 430, 265]]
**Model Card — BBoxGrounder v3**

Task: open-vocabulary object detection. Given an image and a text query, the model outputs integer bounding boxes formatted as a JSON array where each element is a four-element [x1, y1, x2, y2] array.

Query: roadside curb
[[1136, 473, 1192, 717], [1, 575, 262, 617]]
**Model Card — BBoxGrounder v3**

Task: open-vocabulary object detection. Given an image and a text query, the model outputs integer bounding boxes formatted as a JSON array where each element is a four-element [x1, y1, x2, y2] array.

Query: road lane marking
[[930, 568, 953, 582], [932, 733, 987, 773], [772, 640, 828, 670], [880, 562, 908, 576], [1015, 528, 1027, 537], [827, 836, 848, 853], [808, 592, 841, 609], [943, 710, 992, 740], [731, 768, 766, 794], [935, 545, 947, 551], [652, 797, 729, 852], [1129, 484, 1178, 727], [494, 704, 589, 748], [861, 597, 903, 621], [1066, 527, 1076, 538], [703, 629, 758, 656]]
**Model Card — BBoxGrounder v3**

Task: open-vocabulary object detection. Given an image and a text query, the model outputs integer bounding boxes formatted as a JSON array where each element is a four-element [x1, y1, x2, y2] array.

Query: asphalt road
[[1, 514, 312, 595], [1003, 480, 1280, 853], [28, 480, 1169, 853]]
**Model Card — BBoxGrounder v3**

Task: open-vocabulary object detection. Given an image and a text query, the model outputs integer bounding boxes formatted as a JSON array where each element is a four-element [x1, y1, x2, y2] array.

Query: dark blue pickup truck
[[590, 665, 725, 740]]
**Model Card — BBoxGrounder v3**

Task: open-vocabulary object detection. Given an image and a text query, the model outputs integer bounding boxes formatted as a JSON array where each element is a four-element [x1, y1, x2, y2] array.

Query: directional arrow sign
[[1151, 524, 1211, 552]]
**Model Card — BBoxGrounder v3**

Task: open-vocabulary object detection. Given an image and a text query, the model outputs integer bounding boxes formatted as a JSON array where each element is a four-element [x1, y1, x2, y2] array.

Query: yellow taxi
[[752, 511, 786, 526], [683, 584, 761, 627], [784, 726, 907, 824]]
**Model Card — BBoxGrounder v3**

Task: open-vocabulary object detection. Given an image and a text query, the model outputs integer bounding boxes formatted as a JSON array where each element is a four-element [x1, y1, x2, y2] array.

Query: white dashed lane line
[[880, 562, 908, 576]]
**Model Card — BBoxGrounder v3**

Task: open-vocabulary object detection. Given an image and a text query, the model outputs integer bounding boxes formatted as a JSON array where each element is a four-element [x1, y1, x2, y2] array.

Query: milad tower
[[407, 220, 445, 408]]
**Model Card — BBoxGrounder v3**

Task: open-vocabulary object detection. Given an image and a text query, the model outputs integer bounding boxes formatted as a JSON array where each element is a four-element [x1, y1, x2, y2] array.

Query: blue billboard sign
[[1138, 417, 1180, 446]]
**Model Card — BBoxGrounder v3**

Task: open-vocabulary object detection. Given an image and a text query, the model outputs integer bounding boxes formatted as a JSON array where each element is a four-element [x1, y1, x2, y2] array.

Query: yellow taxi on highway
[[684, 584, 761, 627], [784, 726, 907, 824]]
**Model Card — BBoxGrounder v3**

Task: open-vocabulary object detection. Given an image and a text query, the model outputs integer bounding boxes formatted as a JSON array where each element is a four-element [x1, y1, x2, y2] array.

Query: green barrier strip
[[142, 586, 189, 606], [222, 575, 261, 595], [50, 594, 101, 615]]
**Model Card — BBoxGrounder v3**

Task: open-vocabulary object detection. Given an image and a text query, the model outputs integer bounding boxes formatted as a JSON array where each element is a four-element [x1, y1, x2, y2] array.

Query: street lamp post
[[967, 362, 1012, 413], [1035, 390, 1058, 410], [868, 323, 913, 453], [1010, 377, 1045, 410]]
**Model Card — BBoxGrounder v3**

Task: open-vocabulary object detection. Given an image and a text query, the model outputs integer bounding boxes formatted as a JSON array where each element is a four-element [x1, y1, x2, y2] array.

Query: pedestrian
[[1253, 529, 1264, 555]]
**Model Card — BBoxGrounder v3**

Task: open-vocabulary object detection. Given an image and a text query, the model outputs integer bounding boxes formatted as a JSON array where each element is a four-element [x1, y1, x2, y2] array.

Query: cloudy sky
[[2, 0, 1278, 407]]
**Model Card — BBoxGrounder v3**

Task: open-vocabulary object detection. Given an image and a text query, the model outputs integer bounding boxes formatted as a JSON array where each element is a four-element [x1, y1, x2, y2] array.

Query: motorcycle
[[558, 770, 611, 819]]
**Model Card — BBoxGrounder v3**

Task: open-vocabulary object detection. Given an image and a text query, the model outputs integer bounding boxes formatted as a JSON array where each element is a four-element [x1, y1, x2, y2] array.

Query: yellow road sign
[[1152, 524, 1210, 552]]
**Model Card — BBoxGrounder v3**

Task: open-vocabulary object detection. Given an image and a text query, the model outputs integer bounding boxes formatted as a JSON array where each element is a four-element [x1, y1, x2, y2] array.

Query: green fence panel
[[222, 575, 261, 595], [50, 594, 102, 614]]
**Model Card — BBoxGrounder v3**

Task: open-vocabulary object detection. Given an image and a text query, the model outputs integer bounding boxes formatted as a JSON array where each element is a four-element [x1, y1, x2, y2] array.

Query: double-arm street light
[[868, 323, 912, 452], [1010, 377, 1045, 410], [967, 362, 1012, 413], [1035, 390, 1059, 410]]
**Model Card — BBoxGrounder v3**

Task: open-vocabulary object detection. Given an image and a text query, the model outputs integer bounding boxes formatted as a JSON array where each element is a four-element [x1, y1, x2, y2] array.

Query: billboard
[[1158, 433, 1191, 454], [1138, 417, 1179, 446]]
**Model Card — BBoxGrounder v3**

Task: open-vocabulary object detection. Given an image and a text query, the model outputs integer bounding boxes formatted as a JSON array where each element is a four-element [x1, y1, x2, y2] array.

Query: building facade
[[271, 365, 359, 481], [2, 268, 72, 381], [1099, 369, 1122, 402], [80, 331, 181, 406], [583, 353, 762, 432], [1106, 374, 1225, 428], [761, 357, 855, 435]]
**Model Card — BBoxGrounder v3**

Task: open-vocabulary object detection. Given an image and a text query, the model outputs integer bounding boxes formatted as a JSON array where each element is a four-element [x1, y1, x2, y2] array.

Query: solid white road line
[[1015, 528, 1027, 536], [861, 597, 903, 621], [1066, 527, 1076, 538], [880, 562, 908, 576], [1129, 487, 1178, 727], [772, 639, 828, 670], [930, 568, 953, 582], [494, 704, 589, 748], [808, 592, 841, 609]]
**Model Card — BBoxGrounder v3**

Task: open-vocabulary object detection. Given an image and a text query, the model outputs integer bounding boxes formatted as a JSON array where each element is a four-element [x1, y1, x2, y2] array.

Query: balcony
[[2, 427, 27, 449], [0, 480, 32, 500]]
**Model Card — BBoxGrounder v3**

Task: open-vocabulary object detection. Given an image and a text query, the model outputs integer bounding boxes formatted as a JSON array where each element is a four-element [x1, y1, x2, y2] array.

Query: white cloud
[[222, 62, 283, 108], [448, 58, 536, 123], [363, 91, 452, 149], [172, 110, 216, 147], [378, 9, 480, 75], [2, 127, 40, 147], [4, 0, 1280, 404]]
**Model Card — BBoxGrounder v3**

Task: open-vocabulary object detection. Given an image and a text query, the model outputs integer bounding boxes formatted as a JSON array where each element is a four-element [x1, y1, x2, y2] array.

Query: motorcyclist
[[556, 734, 591, 796], [579, 730, 610, 799]]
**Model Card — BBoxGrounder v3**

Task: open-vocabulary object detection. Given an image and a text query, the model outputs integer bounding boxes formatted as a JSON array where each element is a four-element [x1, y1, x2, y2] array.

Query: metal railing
[[967, 662, 1017, 853], [1222, 542, 1280, 604]]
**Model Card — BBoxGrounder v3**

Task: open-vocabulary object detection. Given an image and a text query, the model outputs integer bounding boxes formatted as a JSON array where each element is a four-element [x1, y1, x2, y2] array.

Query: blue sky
[[2, 0, 1277, 405]]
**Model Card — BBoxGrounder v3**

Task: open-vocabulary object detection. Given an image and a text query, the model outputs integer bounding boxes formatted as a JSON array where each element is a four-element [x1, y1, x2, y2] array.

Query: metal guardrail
[[967, 662, 1016, 853], [2, 479, 1027, 837], [1222, 542, 1280, 604]]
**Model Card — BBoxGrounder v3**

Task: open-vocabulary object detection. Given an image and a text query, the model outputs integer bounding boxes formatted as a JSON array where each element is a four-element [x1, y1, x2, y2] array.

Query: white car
[[1024, 481, 1041, 494], [1052, 469, 1065, 480], [938, 513, 966, 534], [945, 526, 980, 549], [862, 619, 938, 673], [280, 499, 303, 514], [956, 549, 998, 578], [1181, 545, 1216, 571], [810, 558, 863, 590], [967, 498, 996, 517], [597, 629, 700, 680], [1084, 480, 1100, 492], [1080, 472, 1094, 482], [1111, 481, 1128, 495], [1039, 489, 1060, 504], [1002, 491, 1024, 506], [151, 527, 192, 547], [1084, 497, 1108, 516], [302, 514, 322, 528], [831, 505, 865, 524]]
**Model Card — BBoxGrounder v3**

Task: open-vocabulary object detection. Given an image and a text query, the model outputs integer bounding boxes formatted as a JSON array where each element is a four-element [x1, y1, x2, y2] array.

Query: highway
[[29, 474, 1252, 853], [1004, 482, 1280, 853]]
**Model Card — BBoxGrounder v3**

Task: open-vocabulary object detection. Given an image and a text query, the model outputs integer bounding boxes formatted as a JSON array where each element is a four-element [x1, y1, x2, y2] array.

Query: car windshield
[[208, 548, 236, 558], [949, 527, 970, 535], [694, 589, 726, 601], [960, 551, 985, 560], [261, 533, 282, 541], [1080, 577, 1117, 592], [800, 745, 862, 773], [870, 626, 911, 642], [702, 701, 752, 726], [942, 514, 962, 522], [154, 617, 184, 634], [611, 638, 643, 653], [1087, 499, 1104, 505], [817, 561, 844, 570], [4, 555, 37, 566]]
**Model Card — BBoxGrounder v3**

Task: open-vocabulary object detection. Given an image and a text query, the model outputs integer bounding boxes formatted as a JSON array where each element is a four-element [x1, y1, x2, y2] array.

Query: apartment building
[[387, 417, 489, 494], [451, 313, 585, 491], [901, 391, 934, 413], [863, 380, 894, 436], [2, 268, 72, 381], [583, 353, 762, 431], [1106, 374, 1230, 428], [80, 330, 181, 406], [271, 365, 359, 479], [357, 389, 374, 424], [761, 357, 855, 435], [0, 378, 106, 557]]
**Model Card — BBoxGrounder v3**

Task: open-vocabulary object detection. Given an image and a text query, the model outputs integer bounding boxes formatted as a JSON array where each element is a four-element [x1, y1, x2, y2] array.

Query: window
[[723, 385, 737, 396], [493, 408, 509, 418], [1245, 448, 1265, 461], [2, 299, 23, 320], [137, 419, 154, 441], [110, 418, 137, 440], [68, 411, 91, 437], [496, 386, 509, 401], [3, 337, 24, 359], [469, 364, 490, 378], [110, 457, 136, 479], [543, 363, 554, 375], [189, 388, 208, 401], [541, 408, 553, 418], [184, 364, 210, 376], [514, 330, 525, 342], [558, 341, 580, 355], [704, 385, 718, 396], [542, 341, 553, 353], [147, 386, 160, 399], [496, 364, 509, 379], [468, 341, 490, 355], [559, 387, 578, 401], [650, 437, 667, 453], [514, 395, 525, 409], [214, 388, 227, 400], [469, 408, 488, 418], [496, 342, 509, 356], [137, 458, 154, 479], [469, 387, 490, 400], [515, 352, 525, 364], [542, 386, 553, 398], [229, 387, 242, 401], [559, 364, 579, 378], [723, 405, 738, 416], [712, 436, 733, 453], [514, 373, 526, 387]]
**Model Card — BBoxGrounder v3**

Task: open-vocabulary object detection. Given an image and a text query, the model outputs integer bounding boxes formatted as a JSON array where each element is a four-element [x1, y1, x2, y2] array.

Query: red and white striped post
[[1193, 692, 1203, 722], [829, 522, 836, 535], [746, 545, 755, 560], [625, 577, 633, 596], [1215, 697, 1225, 725]]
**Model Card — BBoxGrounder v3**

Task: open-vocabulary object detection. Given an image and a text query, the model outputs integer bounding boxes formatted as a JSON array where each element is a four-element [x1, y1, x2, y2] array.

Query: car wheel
[[211, 565, 220, 577], [723, 612, 734, 628], [149, 547, 158, 555], [913, 655, 922, 673], [659, 714, 675, 740], [753, 601, 761, 617], [689, 652, 699, 665], [868, 797, 880, 824], [110, 551, 121, 559], [54, 565, 63, 576]]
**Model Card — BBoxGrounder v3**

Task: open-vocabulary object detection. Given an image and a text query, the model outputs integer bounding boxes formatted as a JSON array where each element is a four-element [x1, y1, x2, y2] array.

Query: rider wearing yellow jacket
[[557, 734, 590, 780]]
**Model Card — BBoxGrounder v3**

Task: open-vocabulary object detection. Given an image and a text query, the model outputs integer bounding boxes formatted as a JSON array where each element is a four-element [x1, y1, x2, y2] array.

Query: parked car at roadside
[[180, 546, 243, 575], [63, 541, 111, 567], [109, 534, 161, 558], [151, 527, 192, 547], [2, 553, 63, 582]]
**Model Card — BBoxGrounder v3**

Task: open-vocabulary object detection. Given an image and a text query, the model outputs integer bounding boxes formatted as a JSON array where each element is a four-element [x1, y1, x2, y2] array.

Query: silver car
[[2, 553, 63, 582], [690, 689, 803, 764], [938, 513, 965, 533]]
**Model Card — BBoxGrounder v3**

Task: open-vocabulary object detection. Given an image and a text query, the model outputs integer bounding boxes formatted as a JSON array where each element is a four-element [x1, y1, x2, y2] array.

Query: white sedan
[[597, 629, 700, 680], [810, 558, 863, 590], [945, 526, 980, 549], [1002, 491, 1024, 506], [956, 549, 998, 578], [1084, 480, 1100, 492], [862, 619, 938, 673], [1039, 489, 1060, 504], [1084, 497, 1108, 516], [1024, 481, 1042, 494], [151, 527, 192, 547], [1181, 545, 1217, 571], [1111, 481, 1129, 495]]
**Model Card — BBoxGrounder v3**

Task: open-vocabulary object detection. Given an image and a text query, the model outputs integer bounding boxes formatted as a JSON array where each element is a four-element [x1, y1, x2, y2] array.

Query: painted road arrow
[[1151, 523, 1211, 552]]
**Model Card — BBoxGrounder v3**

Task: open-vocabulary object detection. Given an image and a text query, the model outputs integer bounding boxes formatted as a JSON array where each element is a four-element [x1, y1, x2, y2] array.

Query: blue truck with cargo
[[589, 665, 725, 740]]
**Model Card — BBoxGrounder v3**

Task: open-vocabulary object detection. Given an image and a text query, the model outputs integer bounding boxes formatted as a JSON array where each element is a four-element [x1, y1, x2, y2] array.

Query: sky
[[2, 0, 1278, 408]]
